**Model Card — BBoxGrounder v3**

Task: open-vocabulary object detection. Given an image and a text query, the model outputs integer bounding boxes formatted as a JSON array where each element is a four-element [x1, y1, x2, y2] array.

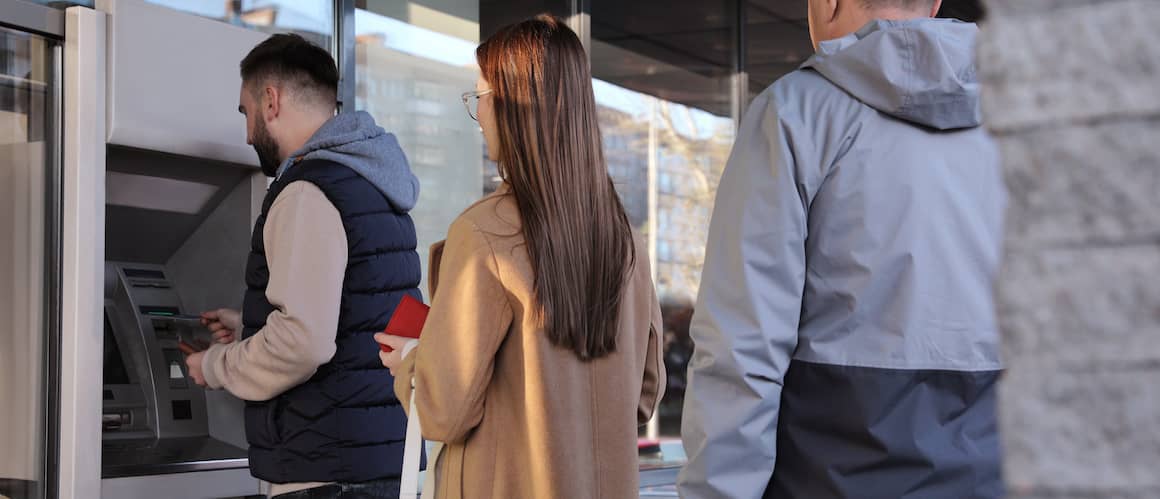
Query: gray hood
[[278, 111, 420, 212], [803, 18, 982, 130]]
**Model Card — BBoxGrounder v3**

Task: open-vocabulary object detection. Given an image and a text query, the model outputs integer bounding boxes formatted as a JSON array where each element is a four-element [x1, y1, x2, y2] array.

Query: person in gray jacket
[[678, 1, 1005, 498]]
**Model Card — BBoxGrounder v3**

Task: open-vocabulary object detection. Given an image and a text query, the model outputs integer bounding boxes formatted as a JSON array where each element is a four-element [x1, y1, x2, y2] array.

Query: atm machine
[[101, 262, 247, 479], [98, 146, 260, 492], [59, 0, 272, 497]]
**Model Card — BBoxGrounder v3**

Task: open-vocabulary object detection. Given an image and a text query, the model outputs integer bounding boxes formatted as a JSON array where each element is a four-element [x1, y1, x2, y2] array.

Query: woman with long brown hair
[[375, 14, 665, 499]]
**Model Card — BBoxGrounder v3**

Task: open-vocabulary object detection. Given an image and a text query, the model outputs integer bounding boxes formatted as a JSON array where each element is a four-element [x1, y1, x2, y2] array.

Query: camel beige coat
[[394, 185, 665, 499]]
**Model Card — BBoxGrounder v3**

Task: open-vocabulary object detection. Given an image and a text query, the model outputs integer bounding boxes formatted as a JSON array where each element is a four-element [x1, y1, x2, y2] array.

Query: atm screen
[[104, 314, 132, 385]]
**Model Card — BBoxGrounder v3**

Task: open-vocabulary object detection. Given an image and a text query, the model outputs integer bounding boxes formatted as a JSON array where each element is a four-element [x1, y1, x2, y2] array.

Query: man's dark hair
[[240, 33, 338, 107]]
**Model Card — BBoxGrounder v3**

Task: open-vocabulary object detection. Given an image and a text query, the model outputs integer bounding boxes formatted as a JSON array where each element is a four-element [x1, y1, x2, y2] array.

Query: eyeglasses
[[461, 89, 493, 122]]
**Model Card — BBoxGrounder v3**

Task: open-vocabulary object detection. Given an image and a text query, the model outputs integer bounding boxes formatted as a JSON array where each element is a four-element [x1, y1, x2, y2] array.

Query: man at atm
[[182, 33, 423, 498]]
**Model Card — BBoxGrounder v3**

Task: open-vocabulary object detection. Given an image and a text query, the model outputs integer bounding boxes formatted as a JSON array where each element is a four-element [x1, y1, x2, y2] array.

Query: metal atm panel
[[60, 1, 266, 496], [101, 262, 248, 478], [99, 142, 262, 493]]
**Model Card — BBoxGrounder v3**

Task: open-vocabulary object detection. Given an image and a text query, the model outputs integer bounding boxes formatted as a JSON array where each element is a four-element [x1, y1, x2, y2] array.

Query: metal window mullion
[[570, 0, 591, 53], [335, 0, 356, 113], [732, 0, 748, 129]]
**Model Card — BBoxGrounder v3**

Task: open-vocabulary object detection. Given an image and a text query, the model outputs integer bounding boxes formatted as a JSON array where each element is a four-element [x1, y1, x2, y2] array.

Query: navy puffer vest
[[241, 159, 423, 483]]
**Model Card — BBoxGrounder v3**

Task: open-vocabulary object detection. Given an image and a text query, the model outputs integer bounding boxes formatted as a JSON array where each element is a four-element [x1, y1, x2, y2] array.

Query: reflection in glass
[[0, 26, 54, 499], [591, 0, 738, 440], [596, 82, 733, 439], [744, 2, 813, 105], [354, 3, 485, 296], [145, 0, 334, 48]]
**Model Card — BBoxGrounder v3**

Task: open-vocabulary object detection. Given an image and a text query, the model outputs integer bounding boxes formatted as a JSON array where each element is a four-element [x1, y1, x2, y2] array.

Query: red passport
[[379, 294, 430, 353]]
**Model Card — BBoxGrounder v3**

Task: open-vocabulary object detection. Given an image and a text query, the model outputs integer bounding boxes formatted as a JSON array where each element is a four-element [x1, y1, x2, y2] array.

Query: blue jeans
[[270, 479, 401, 499]]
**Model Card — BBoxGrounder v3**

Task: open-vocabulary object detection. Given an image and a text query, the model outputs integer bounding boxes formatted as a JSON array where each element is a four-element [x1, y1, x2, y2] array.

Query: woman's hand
[[374, 333, 413, 376]]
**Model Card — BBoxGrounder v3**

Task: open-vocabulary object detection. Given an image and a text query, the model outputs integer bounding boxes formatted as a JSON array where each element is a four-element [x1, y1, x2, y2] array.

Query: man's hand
[[202, 308, 242, 344], [185, 351, 207, 386], [374, 333, 412, 377]]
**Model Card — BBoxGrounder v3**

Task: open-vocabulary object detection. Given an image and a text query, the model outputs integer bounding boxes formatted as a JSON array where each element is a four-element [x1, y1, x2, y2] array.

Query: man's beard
[[253, 119, 282, 177]]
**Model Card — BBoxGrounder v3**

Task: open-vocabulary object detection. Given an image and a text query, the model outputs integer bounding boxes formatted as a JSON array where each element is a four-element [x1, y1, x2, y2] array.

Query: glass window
[[353, 1, 504, 294], [0, 25, 56, 499], [354, 1, 577, 293], [657, 240, 672, 262], [590, 0, 738, 447], [144, 0, 335, 48], [745, 1, 813, 105]]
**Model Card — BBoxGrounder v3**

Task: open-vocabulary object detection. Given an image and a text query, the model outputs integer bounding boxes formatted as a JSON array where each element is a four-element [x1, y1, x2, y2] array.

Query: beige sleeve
[[201, 181, 348, 401], [393, 218, 513, 444]]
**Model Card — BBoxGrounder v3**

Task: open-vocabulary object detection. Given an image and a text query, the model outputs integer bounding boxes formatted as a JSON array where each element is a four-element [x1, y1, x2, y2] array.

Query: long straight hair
[[477, 15, 635, 361]]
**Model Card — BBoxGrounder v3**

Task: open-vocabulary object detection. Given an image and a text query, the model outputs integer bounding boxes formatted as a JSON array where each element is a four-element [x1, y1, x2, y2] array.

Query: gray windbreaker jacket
[[679, 18, 1005, 499]]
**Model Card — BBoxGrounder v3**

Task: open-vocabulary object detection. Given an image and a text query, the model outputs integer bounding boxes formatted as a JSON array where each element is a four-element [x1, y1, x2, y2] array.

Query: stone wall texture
[[979, 1, 1160, 498]]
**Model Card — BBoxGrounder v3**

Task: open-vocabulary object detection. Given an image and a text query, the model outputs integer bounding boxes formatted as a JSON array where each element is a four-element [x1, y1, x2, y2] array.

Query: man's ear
[[263, 84, 281, 122]]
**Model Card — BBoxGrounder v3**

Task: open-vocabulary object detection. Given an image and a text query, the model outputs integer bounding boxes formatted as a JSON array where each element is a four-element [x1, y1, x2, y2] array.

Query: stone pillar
[[978, 1, 1160, 497]]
